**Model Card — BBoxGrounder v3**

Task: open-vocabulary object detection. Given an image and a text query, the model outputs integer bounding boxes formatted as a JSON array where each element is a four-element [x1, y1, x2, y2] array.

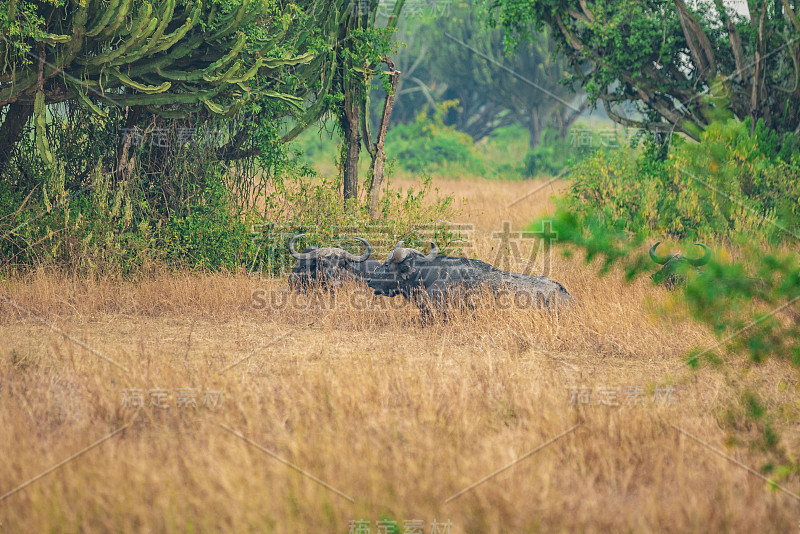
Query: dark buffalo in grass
[[367, 241, 573, 320], [288, 234, 379, 291], [649, 242, 711, 288]]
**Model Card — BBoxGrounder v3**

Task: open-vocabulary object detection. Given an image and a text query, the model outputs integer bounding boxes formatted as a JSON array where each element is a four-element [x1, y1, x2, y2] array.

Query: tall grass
[[1, 177, 797, 532]]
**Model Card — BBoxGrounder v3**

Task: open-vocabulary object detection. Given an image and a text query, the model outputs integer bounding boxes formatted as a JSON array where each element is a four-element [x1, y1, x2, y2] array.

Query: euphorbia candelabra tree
[[0, 0, 342, 167]]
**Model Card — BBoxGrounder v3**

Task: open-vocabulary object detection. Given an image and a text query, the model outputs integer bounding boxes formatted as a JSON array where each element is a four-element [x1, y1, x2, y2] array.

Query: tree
[[431, 4, 585, 147], [386, 3, 584, 147], [485, 0, 800, 142], [330, 0, 404, 202], [0, 1, 414, 210], [0, 1, 334, 170], [0, 1, 416, 213]]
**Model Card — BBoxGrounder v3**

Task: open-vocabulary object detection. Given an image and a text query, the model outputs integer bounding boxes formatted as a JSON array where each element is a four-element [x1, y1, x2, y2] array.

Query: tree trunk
[[0, 104, 34, 175], [368, 63, 400, 220], [528, 108, 542, 148], [340, 94, 360, 201]]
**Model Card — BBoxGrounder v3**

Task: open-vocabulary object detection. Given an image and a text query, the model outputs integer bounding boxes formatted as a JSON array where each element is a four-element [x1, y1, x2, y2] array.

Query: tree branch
[[674, 0, 716, 82], [750, 1, 768, 123]]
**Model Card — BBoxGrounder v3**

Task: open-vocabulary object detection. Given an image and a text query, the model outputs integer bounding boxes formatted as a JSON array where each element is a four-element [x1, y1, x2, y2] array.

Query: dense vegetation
[[486, 0, 800, 140], [531, 94, 800, 483], [0, 0, 459, 273]]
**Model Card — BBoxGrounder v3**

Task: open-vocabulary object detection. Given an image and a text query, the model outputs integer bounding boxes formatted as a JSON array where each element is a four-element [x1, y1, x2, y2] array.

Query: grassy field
[[1, 177, 799, 533]]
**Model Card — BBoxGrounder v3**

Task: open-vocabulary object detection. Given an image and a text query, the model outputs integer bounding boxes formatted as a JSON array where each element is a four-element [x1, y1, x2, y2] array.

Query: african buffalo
[[649, 241, 711, 288], [288, 234, 380, 291], [367, 241, 573, 319]]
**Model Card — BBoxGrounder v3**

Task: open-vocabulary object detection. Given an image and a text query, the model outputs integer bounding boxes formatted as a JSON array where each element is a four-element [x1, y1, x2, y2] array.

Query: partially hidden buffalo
[[367, 241, 573, 319], [649, 241, 711, 288], [288, 233, 380, 291]]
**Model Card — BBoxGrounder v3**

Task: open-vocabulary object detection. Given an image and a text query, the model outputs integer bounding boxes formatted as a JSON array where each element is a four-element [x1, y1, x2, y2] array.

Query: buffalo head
[[367, 241, 439, 297], [649, 241, 711, 288], [288, 233, 373, 291]]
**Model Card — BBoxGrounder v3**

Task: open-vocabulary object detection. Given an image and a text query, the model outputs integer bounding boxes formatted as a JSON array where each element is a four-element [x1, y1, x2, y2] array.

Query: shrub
[[536, 116, 800, 479], [385, 101, 485, 175], [163, 179, 256, 271], [250, 169, 459, 277], [564, 118, 800, 241], [536, 116, 800, 369], [0, 110, 457, 276]]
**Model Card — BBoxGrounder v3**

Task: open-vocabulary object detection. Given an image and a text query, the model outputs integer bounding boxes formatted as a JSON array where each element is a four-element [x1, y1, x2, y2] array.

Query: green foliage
[[565, 118, 800, 241], [485, 0, 800, 142], [0, 134, 456, 275], [0, 149, 256, 274], [292, 123, 340, 166], [1, 0, 322, 117], [538, 117, 800, 369], [479, 124, 531, 178], [163, 179, 256, 270], [385, 100, 485, 174], [523, 126, 599, 177], [251, 168, 459, 277]]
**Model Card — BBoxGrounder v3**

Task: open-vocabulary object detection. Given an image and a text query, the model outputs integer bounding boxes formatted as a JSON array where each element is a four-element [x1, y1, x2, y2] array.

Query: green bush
[[250, 170, 459, 277], [0, 155, 457, 276], [537, 116, 800, 367], [0, 106, 457, 275], [385, 101, 485, 175], [565, 118, 800, 241], [537, 116, 800, 480], [163, 179, 256, 271]]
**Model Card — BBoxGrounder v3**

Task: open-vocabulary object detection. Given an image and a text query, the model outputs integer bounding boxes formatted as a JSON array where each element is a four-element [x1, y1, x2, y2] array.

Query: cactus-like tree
[[0, 0, 342, 169]]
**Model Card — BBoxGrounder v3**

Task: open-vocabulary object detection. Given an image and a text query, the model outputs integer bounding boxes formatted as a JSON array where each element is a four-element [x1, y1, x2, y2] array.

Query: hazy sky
[[721, 0, 750, 17]]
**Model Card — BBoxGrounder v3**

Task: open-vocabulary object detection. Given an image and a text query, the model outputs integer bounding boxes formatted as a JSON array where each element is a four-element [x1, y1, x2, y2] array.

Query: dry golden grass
[[1, 176, 799, 533]]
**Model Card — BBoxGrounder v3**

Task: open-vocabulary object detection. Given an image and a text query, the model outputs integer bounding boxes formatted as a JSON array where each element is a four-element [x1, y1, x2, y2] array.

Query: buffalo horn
[[288, 234, 316, 260], [421, 242, 438, 261], [687, 243, 711, 267], [649, 242, 670, 265], [344, 237, 372, 263], [389, 241, 406, 264]]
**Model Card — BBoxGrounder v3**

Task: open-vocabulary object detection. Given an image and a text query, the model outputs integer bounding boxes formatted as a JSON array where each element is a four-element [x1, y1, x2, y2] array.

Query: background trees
[[388, 3, 585, 147], [0, 0, 412, 269], [484, 0, 800, 143]]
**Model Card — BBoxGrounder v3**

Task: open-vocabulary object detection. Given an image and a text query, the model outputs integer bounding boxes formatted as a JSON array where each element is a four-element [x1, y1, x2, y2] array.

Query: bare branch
[[674, 0, 717, 82]]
